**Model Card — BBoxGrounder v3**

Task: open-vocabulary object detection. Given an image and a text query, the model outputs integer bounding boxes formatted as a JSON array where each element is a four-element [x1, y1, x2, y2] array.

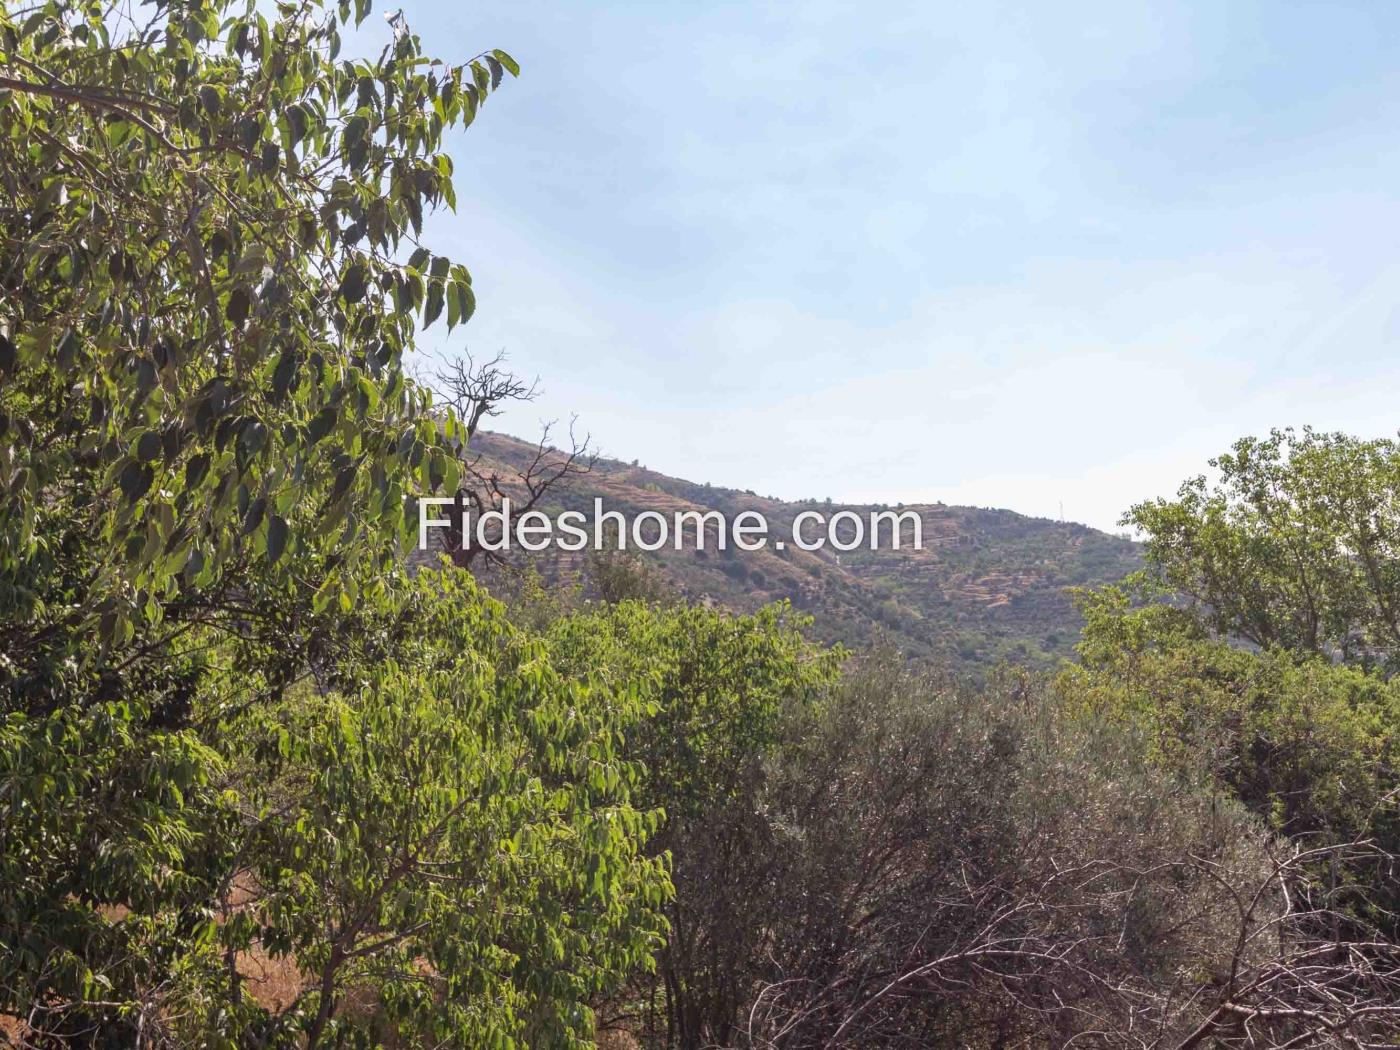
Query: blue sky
[[397, 0, 1400, 531]]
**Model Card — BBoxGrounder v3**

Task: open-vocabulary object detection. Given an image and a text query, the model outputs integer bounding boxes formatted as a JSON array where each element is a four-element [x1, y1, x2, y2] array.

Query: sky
[[388, 0, 1400, 532]]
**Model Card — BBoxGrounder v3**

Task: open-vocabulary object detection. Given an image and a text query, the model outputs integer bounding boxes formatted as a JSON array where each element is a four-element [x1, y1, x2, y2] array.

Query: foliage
[[0, 0, 673, 1044], [1060, 582, 1400, 948], [1126, 427, 1400, 672], [1066, 582, 1400, 843], [543, 600, 840, 1048], [1073, 430, 1400, 944], [544, 600, 840, 825], [7, 0, 1400, 1043], [0, 0, 506, 632], [0, 694, 238, 1041], [638, 655, 1309, 1048], [228, 568, 668, 1048], [585, 544, 676, 607]]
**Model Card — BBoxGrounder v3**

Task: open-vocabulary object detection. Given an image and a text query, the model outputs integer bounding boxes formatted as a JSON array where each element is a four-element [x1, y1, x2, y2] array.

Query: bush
[[543, 601, 840, 1048], [736, 658, 1276, 1047]]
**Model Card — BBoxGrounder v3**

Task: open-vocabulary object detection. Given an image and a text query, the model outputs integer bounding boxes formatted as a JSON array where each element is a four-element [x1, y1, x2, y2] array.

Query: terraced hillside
[[452, 432, 1142, 670]]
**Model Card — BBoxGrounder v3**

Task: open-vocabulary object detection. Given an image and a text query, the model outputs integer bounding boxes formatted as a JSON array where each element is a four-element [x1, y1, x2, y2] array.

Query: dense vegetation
[[2, 0, 1399, 1046], [0, 0, 661, 1042]]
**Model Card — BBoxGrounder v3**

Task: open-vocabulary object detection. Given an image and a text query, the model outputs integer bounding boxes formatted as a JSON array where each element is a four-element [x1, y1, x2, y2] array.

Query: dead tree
[[1167, 840, 1400, 1050], [426, 351, 593, 570]]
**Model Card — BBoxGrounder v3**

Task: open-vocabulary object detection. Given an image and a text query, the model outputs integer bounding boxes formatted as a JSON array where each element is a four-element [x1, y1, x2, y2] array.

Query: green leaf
[[328, 463, 357, 505], [185, 452, 211, 488], [285, 103, 309, 145], [452, 281, 475, 325], [266, 514, 288, 563], [339, 261, 369, 304], [136, 430, 163, 462], [118, 460, 154, 503], [242, 495, 267, 535], [491, 49, 520, 77], [271, 346, 299, 401], [233, 246, 266, 279], [368, 198, 388, 245], [423, 282, 444, 328], [307, 406, 338, 445], [226, 287, 251, 326]]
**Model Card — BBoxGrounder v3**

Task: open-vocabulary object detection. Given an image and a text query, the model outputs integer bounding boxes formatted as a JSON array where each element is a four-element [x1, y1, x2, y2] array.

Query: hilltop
[[457, 432, 1141, 669]]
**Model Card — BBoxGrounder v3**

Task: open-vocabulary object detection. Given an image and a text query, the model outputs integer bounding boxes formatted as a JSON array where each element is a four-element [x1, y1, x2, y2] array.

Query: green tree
[[1070, 430, 1400, 935], [0, 0, 502, 627], [230, 568, 668, 1048], [544, 600, 840, 1049], [0, 0, 671, 1043], [744, 659, 1281, 1048], [1126, 427, 1400, 672], [1064, 583, 1400, 846], [545, 600, 839, 829]]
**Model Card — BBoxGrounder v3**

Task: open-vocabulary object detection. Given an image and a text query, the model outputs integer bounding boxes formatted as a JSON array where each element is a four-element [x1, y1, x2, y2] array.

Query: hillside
[[459, 432, 1142, 669]]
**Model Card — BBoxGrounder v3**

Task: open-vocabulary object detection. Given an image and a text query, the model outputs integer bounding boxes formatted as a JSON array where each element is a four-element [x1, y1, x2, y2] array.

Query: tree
[[1, 0, 503, 630], [0, 0, 671, 1043], [1067, 583, 1400, 847], [732, 661, 1400, 1049], [1126, 427, 1400, 672], [544, 601, 841, 1049], [230, 568, 668, 1048], [1071, 430, 1400, 944], [425, 351, 594, 570]]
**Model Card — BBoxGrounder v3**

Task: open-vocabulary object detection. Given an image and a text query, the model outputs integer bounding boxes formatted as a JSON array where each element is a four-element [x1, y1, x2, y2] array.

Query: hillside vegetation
[[463, 431, 1142, 669]]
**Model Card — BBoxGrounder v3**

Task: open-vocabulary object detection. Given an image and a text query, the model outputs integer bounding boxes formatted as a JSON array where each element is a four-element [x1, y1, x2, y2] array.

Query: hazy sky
[[394, 0, 1400, 531]]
